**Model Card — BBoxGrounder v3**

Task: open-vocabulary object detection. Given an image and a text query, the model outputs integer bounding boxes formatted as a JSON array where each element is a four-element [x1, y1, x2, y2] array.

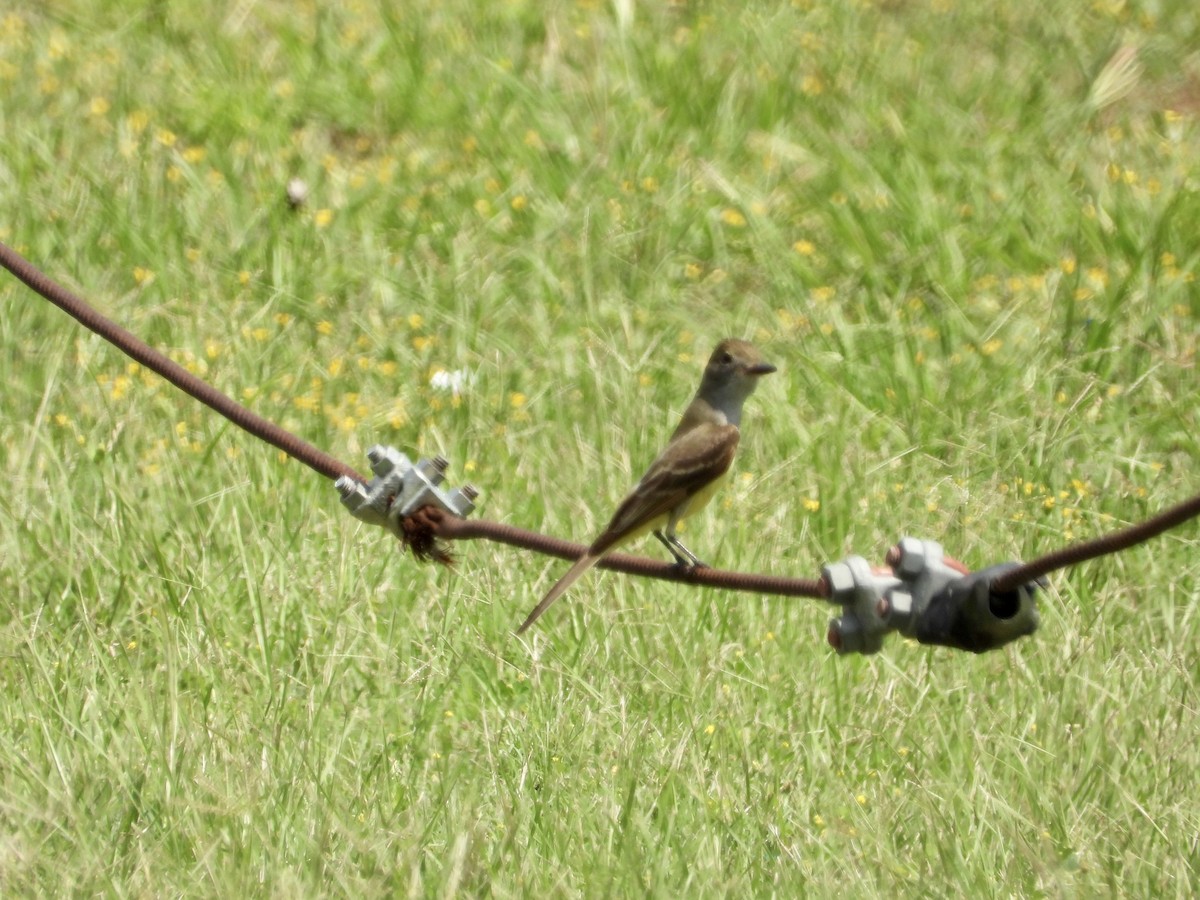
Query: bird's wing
[[589, 422, 739, 556], [518, 423, 739, 634]]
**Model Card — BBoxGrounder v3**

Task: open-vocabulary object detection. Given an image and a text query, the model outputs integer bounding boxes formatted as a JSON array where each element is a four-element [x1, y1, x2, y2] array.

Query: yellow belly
[[673, 469, 728, 530], [616, 469, 730, 547]]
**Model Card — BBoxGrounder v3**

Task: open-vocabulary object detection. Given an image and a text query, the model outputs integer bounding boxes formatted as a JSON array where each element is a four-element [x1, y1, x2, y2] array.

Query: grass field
[[2, 0, 1198, 895]]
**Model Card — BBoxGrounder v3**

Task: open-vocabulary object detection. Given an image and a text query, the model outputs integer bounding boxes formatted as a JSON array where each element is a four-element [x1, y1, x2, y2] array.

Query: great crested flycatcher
[[517, 338, 776, 633]]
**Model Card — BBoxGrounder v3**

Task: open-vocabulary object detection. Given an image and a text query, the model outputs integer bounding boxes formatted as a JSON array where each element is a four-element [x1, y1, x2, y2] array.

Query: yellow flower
[[316, 320, 334, 335], [314, 208, 334, 228], [1, 12, 27, 38], [89, 96, 110, 117], [720, 208, 746, 227], [793, 239, 815, 256], [126, 110, 150, 133], [509, 392, 526, 408], [510, 194, 528, 211], [47, 30, 70, 60]]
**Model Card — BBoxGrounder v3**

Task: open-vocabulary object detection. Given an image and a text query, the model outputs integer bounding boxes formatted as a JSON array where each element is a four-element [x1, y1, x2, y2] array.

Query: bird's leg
[[653, 530, 689, 566], [668, 535, 708, 568], [654, 530, 707, 569]]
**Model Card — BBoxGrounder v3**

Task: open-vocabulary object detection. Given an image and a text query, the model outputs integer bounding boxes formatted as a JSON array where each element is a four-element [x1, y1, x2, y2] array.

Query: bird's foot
[[655, 530, 707, 570]]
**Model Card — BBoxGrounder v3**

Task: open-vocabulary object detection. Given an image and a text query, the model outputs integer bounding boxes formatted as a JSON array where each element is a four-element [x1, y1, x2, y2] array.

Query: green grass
[[1, 0, 1198, 895]]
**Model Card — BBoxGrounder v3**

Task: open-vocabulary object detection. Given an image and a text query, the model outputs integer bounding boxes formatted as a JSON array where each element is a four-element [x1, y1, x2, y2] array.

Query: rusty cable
[[3, 238, 1196, 602], [411, 507, 831, 598], [0, 240, 364, 484], [992, 491, 1200, 593]]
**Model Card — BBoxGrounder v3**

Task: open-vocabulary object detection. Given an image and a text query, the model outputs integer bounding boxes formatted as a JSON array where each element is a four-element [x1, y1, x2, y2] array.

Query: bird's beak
[[744, 361, 777, 377]]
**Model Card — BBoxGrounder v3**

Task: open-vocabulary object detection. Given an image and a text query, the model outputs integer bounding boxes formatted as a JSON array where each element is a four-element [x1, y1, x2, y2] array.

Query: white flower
[[430, 368, 472, 398]]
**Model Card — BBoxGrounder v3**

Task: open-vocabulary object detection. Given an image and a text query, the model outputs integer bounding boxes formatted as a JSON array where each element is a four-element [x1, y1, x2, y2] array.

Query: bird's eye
[[719, 351, 733, 364]]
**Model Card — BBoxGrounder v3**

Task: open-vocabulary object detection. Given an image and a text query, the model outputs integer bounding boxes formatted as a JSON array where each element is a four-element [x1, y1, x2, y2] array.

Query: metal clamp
[[826, 537, 1043, 655], [336, 445, 478, 540], [824, 556, 902, 654], [878, 537, 965, 637]]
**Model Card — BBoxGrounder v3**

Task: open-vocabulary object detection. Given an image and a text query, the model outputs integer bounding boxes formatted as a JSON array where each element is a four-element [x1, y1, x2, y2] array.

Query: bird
[[517, 338, 776, 633]]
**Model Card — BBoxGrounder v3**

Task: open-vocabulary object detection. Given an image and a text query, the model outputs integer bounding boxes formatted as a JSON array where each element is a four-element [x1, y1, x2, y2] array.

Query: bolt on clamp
[[826, 537, 1043, 655], [823, 556, 903, 654], [336, 445, 478, 540]]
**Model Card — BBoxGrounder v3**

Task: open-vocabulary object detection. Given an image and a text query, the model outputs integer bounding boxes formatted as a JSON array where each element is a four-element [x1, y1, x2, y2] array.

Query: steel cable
[[411, 507, 831, 598], [3, 237, 1196, 602], [992, 491, 1200, 593], [0, 240, 364, 484]]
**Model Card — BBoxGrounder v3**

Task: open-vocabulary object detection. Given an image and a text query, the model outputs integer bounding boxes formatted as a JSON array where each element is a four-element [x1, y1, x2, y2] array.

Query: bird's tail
[[516, 553, 604, 634]]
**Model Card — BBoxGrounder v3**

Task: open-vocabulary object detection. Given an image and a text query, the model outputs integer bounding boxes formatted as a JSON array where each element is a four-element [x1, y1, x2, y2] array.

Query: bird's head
[[699, 338, 777, 416], [705, 338, 776, 381]]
